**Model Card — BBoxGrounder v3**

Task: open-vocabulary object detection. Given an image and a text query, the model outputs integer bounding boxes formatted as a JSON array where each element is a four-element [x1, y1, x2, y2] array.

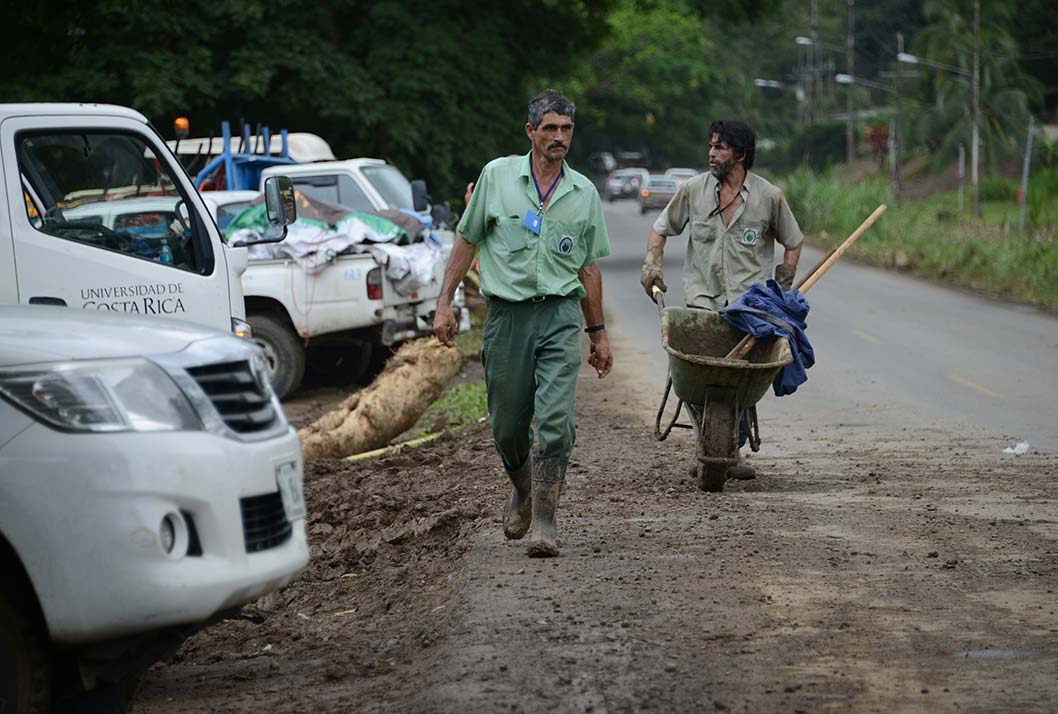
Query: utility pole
[[846, 0, 855, 164], [811, 0, 820, 123], [1019, 116, 1035, 233], [895, 33, 905, 204], [958, 144, 966, 213], [971, 0, 981, 216]]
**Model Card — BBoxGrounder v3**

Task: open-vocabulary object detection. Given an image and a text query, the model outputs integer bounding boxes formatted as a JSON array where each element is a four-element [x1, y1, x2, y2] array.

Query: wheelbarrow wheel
[[697, 400, 737, 493]]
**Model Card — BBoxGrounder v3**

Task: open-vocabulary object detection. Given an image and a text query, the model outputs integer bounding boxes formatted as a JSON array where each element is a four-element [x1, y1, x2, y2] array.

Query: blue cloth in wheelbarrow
[[719, 279, 814, 396]]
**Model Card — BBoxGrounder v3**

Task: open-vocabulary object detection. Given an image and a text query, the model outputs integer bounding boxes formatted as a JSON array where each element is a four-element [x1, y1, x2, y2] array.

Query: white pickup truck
[[0, 306, 308, 711], [203, 159, 466, 398], [0, 103, 295, 335], [0, 103, 309, 710]]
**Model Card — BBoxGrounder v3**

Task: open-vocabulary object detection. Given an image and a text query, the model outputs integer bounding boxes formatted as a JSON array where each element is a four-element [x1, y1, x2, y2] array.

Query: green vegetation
[[783, 169, 1058, 309], [418, 380, 487, 437], [454, 323, 483, 359], [5, 0, 1054, 210]]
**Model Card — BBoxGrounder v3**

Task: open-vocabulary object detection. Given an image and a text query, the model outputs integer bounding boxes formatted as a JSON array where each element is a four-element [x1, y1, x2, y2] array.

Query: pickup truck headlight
[[0, 358, 202, 433]]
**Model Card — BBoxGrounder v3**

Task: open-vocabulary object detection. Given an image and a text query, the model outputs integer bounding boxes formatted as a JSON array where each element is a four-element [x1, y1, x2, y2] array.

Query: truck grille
[[240, 492, 293, 553], [187, 360, 278, 433]]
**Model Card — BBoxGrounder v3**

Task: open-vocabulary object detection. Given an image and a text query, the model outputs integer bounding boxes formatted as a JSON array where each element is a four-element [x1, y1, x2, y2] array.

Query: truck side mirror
[[232, 176, 298, 247], [411, 179, 429, 213], [264, 175, 297, 227]]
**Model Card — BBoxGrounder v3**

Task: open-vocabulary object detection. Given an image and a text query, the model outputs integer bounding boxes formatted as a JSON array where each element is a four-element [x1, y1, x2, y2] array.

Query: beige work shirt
[[653, 172, 803, 310]]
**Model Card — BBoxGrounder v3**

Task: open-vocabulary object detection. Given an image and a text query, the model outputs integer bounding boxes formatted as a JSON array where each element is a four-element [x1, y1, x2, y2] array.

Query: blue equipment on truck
[[193, 121, 297, 191]]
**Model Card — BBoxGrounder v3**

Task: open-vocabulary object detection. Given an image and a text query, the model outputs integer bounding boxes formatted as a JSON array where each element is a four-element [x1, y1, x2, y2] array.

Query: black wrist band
[[584, 324, 606, 334]]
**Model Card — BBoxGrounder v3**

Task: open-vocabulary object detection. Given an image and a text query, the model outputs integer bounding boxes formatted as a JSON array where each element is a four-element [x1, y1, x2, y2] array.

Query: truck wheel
[[248, 315, 305, 399], [0, 589, 51, 714]]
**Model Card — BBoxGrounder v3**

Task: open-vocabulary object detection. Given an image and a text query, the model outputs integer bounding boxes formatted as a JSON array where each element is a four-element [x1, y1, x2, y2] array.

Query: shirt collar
[[712, 171, 753, 196], [518, 151, 584, 190]]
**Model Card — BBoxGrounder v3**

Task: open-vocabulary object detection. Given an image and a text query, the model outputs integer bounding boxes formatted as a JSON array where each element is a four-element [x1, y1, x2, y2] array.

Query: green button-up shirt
[[458, 152, 610, 302], [653, 171, 803, 310]]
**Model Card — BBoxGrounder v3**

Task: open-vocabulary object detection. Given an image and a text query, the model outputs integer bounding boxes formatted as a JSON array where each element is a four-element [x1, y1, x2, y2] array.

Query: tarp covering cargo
[[228, 192, 441, 294]]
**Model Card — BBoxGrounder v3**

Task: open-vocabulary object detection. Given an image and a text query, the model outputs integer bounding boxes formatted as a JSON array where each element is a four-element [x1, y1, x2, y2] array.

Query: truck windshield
[[290, 174, 373, 213], [361, 164, 414, 211], [17, 131, 206, 272]]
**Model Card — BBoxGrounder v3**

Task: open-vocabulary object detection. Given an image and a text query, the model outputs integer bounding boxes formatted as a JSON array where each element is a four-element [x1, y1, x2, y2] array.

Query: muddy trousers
[[482, 295, 581, 472]]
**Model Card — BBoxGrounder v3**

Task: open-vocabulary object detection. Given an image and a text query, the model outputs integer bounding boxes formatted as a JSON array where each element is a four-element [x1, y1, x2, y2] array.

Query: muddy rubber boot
[[527, 457, 566, 558], [503, 458, 533, 540]]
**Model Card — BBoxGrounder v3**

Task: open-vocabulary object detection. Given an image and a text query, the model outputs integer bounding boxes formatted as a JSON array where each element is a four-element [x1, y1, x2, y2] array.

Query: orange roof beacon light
[[174, 117, 190, 140]]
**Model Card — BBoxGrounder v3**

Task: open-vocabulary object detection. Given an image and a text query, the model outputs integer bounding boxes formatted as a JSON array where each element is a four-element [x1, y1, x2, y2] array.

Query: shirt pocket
[[495, 216, 529, 254], [547, 220, 588, 269], [688, 217, 723, 298], [690, 216, 720, 246]]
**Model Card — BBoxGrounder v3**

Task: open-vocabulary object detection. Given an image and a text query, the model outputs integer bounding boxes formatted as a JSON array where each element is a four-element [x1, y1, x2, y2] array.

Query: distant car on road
[[665, 168, 698, 186], [639, 175, 678, 214], [605, 168, 650, 202]]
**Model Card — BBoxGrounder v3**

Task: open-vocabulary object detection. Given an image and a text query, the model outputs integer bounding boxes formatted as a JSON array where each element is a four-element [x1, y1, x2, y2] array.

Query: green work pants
[[482, 296, 582, 472]]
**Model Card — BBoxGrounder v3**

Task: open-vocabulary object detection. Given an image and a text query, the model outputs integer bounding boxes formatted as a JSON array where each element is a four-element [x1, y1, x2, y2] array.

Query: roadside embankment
[[783, 168, 1058, 310]]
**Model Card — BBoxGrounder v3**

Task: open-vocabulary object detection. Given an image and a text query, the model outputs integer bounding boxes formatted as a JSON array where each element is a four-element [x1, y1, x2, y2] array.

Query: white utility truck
[[0, 104, 308, 711], [219, 160, 466, 398], [0, 103, 291, 335]]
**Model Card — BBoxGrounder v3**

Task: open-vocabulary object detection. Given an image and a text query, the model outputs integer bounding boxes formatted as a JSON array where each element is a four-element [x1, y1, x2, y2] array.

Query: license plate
[[276, 462, 306, 521]]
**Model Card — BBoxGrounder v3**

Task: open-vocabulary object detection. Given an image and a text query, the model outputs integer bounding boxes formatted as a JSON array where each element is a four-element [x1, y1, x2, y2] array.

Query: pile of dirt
[[301, 432, 494, 580], [298, 339, 464, 460], [142, 423, 504, 706]]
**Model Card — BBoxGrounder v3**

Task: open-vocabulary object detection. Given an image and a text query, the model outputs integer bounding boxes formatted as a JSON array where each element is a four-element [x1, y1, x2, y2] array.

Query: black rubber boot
[[503, 458, 533, 540], [527, 457, 566, 557]]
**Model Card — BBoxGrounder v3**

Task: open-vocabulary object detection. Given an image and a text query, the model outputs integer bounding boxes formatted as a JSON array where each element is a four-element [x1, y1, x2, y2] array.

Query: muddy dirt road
[[134, 334, 1058, 713]]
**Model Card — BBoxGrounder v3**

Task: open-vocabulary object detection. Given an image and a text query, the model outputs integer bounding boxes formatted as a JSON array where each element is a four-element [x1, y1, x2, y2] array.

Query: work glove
[[774, 263, 796, 292], [640, 246, 667, 302]]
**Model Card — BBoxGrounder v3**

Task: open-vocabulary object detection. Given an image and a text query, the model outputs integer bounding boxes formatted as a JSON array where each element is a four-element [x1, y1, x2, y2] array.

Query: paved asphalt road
[[597, 198, 1058, 455]]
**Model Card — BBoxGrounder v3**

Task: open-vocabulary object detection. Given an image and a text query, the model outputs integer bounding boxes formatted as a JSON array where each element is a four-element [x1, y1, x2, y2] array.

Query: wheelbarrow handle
[[652, 285, 666, 313]]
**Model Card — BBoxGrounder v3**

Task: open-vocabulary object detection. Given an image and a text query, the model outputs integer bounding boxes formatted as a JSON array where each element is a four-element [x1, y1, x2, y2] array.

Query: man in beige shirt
[[640, 120, 803, 481], [641, 120, 803, 309]]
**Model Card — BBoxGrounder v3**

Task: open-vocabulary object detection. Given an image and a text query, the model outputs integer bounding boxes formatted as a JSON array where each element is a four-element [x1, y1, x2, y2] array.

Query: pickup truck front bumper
[[0, 422, 309, 645]]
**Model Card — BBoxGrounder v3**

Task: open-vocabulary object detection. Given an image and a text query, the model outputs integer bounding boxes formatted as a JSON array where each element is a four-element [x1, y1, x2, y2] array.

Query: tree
[[547, 0, 724, 169], [0, 0, 614, 201], [909, 0, 1040, 174]]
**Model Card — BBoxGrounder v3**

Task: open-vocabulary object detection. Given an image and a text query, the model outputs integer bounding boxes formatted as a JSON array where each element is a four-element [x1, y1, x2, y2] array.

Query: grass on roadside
[[418, 379, 487, 437], [782, 168, 1058, 310]]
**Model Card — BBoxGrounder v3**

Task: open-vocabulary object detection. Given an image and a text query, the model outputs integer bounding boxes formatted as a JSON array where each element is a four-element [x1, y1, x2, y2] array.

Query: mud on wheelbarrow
[[654, 306, 793, 492]]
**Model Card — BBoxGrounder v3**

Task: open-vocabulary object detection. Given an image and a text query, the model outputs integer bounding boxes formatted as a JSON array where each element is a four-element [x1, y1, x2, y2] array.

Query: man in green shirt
[[640, 120, 803, 482], [434, 89, 612, 558]]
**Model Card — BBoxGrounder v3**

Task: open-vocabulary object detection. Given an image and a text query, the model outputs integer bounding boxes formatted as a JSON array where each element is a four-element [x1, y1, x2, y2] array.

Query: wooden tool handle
[[723, 204, 887, 361], [798, 204, 887, 294]]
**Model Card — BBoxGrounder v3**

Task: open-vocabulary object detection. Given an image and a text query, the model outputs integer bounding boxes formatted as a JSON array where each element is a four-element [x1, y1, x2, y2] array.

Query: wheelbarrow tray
[[660, 307, 793, 408]]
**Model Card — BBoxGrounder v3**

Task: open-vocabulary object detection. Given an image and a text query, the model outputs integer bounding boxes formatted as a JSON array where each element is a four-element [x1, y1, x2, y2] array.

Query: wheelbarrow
[[649, 204, 889, 492], [652, 289, 792, 492], [647, 200, 888, 490]]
